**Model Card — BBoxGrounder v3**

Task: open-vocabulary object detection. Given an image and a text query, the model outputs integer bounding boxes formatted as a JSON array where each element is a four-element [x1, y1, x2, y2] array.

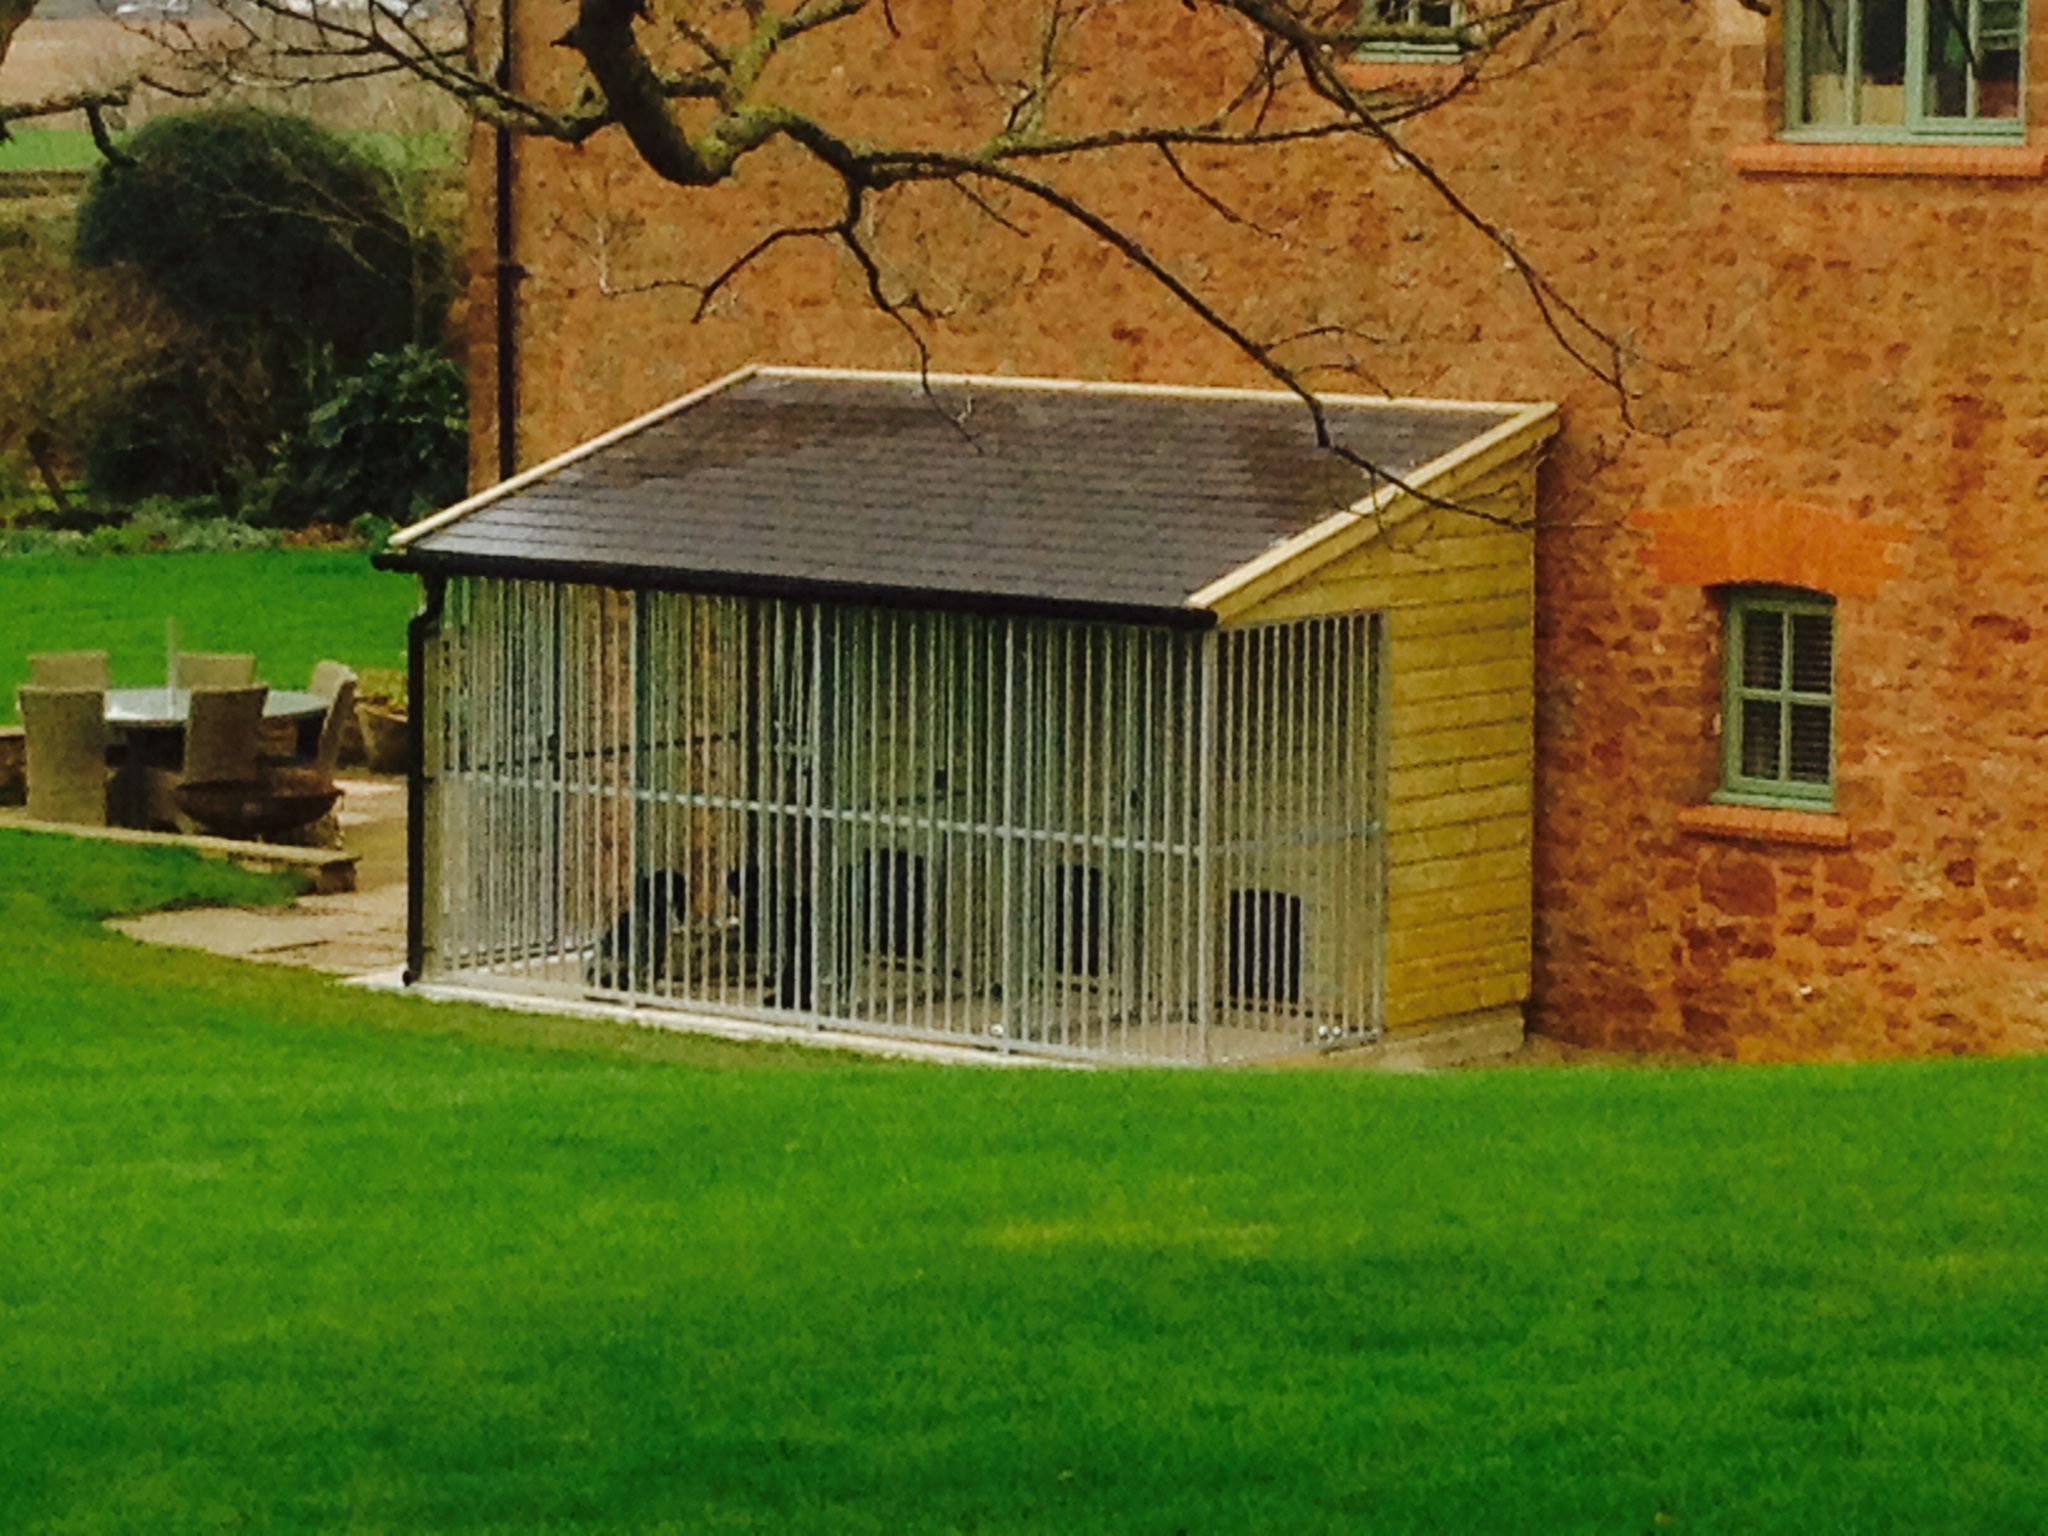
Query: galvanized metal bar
[[464, 582, 482, 972], [1344, 614, 1361, 1038], [430, 580, 1389, 1064], [903, 606, 920, 1032], [861, 608, 877, 1023], [1119, 631, 1137, 1056], [1315, 618, 1331, 1026], [1368, 612, 1389, 1039], [917, 612, 933, 1035], [929, 611, 948, 1037], [1093, 627, 1106, 1051], [1056, 621, 1072, 1050], [523, 580, 540, 985], [499, 582, 512, 974], [487, 582, 501, 974], [884, 609, 900, 1034], [806, 602, 823, 1023], [681, 594, 698, 1005], [1196, 628, 1218, 1063], [725, 596, 742, 1009], [493, 582, 506, 977], [624, 589, 640, 999], [1138, 630, 1156, 1049], [998, 618, 1017, 1048], [588, 586, 601, 992], [1079, 621, 1095, 1052]]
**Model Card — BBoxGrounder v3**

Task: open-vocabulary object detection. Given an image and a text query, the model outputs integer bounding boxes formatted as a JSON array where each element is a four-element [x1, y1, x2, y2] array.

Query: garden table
[[105, 687, 329, 731]]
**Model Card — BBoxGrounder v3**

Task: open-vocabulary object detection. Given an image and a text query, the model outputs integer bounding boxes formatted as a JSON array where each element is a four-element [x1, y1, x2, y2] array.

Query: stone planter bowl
[[176, 770, 342, 842]]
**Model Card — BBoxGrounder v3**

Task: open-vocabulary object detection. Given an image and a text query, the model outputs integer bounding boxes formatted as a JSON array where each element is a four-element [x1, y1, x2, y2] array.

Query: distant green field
[[0, 549, 416, 720], [0, 126, 457, 176], [349, 128, 461, 169], [0, 128, 98, 172]]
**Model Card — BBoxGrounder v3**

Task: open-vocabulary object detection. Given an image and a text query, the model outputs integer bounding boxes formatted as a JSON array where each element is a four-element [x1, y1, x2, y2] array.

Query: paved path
[[108, 777, 408, 973]]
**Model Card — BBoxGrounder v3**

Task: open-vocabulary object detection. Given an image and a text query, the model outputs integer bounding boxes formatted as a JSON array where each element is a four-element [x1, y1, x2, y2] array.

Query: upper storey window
[[1356, 0, 1467, 61], [1789, 0, 2025, 137]]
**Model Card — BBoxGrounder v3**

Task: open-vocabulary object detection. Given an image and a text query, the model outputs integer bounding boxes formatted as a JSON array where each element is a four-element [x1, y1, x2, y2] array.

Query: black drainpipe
[[403, 574, 447, 985], [493, 0, 519, 482]]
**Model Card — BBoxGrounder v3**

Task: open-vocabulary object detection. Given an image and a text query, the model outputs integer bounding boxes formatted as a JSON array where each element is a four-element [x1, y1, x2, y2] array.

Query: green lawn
[[0, 549, 415, 720], [4, 833, 2048, 1529]]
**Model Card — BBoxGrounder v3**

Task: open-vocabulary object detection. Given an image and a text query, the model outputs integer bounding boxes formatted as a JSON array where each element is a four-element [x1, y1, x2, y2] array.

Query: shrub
[[74, 107, 456, 500], [349, 512, 399, 553], [0, 507, 281, 559], [249, 346, 466, 530], [0, 237, 184, 518]]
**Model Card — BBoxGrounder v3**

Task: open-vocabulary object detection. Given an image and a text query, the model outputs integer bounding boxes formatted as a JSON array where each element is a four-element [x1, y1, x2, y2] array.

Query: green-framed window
[[1787, 0, 2025, 138], [1355, 0, 1467, 60], [1719, 590, 1836, 808]]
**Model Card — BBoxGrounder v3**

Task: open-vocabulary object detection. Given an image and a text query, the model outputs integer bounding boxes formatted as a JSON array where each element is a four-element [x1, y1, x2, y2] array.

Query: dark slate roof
[[388, 370, 1525, 624]]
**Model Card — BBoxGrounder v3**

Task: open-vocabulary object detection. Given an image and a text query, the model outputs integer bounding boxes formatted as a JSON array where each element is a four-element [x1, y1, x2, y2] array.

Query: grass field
[[0, 126, 458, 175], [5, 831, 2048, 1531], [0, 127, 100, 172], [0, 549, 415, 720]]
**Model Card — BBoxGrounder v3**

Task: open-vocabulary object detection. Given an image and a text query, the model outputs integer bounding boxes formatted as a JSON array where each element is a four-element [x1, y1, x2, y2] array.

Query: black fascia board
[[373, 546, 1220, 630]]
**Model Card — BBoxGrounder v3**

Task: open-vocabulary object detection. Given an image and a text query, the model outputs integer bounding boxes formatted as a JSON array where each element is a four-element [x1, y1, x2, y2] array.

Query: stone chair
[[146, 685, 266, 830], [29, 651, 110, 690], [264, 662, 357, 785], [173, 652, 258, 690], [17, 686, 111, 826], [308, 659, 356, 706]]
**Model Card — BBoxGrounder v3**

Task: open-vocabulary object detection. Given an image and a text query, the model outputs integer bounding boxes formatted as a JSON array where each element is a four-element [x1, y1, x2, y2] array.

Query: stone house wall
[[469, 0, 2048, 1058]]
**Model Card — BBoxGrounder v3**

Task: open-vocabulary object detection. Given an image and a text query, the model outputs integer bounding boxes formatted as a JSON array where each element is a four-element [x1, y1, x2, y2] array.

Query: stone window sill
[[1677, 802, 1852, 849], [1729, 141, 2048, 179]]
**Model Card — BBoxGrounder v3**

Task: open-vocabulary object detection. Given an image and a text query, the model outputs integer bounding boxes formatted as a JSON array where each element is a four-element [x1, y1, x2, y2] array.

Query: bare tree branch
[[1156, 141, 1284, 240], [691, 220, 839, 317], [100, 0, 1638, 524], [0, 85, 131, 134]]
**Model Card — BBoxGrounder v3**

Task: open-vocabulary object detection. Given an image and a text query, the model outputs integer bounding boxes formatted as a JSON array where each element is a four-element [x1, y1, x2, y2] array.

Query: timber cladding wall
[[1235, 441, 1545, 1035]]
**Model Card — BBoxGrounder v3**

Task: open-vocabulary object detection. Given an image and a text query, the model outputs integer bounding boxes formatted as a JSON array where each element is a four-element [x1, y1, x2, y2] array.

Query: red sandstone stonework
[[1632, 501, 1904, 596], [478, 0, 2048, 1060]]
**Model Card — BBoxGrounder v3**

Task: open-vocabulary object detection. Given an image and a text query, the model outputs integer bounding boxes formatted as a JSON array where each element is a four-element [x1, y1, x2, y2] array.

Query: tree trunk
[[24, 429, 75, 520], [0, 0, 32, 84]]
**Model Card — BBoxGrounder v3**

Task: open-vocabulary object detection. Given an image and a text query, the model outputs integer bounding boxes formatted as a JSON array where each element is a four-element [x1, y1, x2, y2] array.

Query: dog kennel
[[381, 368, 1553, 1063]]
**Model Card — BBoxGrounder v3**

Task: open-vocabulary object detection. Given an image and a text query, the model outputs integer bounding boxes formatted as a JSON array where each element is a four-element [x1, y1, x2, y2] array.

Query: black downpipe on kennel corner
[[403, 575, 446, 985]]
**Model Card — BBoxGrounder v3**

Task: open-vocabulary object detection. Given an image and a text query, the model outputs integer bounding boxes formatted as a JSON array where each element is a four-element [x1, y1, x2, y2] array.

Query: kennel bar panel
[[422, 580, 1384, 1061]]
